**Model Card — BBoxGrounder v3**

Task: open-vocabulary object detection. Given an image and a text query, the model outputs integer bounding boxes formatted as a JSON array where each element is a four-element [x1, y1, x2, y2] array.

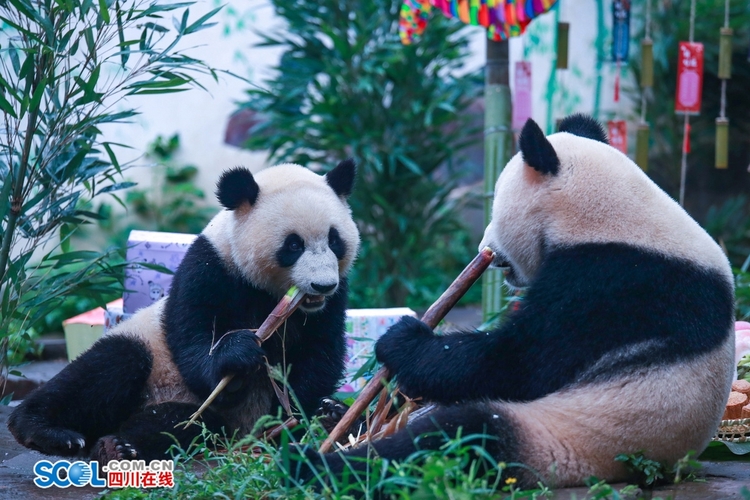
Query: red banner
[[608, 120, 627, 154], [675, 42, 704, 115], [512, 61, 532, 131]]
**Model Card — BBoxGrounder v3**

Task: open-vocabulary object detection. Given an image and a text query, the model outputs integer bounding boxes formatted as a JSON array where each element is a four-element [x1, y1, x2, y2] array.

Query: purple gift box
[[123, 230, 197, 314]]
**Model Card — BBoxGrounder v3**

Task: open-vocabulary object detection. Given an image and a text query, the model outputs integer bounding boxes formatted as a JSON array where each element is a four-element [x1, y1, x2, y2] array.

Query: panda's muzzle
[[490, 252, 511, 269], [300, 282, 337, 312], [311, 282, 337, 294], [302, 295, 326, 308]]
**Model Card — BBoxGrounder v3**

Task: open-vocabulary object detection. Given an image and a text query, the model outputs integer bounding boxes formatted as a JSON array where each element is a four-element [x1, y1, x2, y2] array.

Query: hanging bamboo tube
[[556, 22, 570, 69], [319, 247, 496, 453], [718, 27, 733, 80], [716, 26, 732, 169], [635, 123, 650, 171], [640, 38, 654, 88], [715, 118, 729, 169]]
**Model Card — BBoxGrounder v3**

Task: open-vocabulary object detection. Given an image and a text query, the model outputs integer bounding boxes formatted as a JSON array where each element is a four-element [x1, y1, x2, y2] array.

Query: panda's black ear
[[326, 158, 356, 198], [519, 118, 559, 176], [216, 167, 259, 210], [558, 113, 608, 144]]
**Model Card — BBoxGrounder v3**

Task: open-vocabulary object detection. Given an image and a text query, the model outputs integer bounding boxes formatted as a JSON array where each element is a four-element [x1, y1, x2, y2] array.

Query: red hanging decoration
[[675, 42, 704, 115], [512, 61, 532, 131], [682, 121, 691, 154]]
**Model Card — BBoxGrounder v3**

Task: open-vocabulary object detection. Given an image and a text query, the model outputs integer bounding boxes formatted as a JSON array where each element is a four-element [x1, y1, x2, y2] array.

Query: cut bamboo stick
[[318, 247, 496, 453], [183, 286, 306, 428]]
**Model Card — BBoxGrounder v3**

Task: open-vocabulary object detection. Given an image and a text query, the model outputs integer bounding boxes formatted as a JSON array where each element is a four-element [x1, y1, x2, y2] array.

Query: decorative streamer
[[611, 0, 630, 62], [677, 0, 699, 208], [399, 0, 558, 44], [512, 61, 532, 131], [608, 120, 628, 155], [610, 0, 630, 154], [675, 42, 704, 115]]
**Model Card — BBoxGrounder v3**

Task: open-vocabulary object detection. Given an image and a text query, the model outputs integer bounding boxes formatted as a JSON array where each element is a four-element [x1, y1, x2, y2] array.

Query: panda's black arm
[[163, 235, 271, 405], [274, 287, 349, 417], [374, 316, 539, 404]]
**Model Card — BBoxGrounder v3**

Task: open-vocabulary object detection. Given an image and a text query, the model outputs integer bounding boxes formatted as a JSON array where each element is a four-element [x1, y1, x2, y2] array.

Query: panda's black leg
[[293, 403, 523, 487], [7, 335, 152, 456], [91, 402, 226, 464]]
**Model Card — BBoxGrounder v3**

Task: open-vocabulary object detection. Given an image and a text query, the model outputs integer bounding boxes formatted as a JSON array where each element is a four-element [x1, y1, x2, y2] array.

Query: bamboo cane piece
[[319, 247, 496, 453], [183, 286, 306, 428]]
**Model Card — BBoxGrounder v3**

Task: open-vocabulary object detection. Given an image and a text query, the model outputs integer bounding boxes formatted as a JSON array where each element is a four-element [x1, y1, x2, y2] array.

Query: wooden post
[[482, 39, 511, 323]]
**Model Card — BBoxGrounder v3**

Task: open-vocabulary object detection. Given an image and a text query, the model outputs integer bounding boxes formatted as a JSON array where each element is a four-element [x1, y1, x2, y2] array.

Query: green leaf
[[97, 182, 136, 194], [0, 174, 13, 223], [0, 89, 16, 118], [60, 224, 72, 253], [184, 5, 222, 35], [127, 87, 190, 95], [97, 0, 110, 23]]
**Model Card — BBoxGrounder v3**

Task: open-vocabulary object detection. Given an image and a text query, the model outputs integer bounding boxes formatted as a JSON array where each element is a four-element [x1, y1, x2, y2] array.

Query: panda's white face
[[480, 116, 732, 289], [203, 161, 360, 313]]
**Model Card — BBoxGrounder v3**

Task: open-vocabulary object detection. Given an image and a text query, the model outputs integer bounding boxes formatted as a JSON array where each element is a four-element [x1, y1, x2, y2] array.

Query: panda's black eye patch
[[329, 227, 347, 260], [277, 233, 305, 268]]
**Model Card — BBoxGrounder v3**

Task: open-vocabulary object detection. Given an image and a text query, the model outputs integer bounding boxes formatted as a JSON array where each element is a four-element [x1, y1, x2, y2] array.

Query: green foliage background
[[0, 0, 222, 369], [237, 0, 483, 309]]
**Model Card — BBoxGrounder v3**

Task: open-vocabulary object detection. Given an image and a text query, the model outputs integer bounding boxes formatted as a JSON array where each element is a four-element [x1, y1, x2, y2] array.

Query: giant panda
[[8, 160, 360, 463], [300, 116, 735, 489]]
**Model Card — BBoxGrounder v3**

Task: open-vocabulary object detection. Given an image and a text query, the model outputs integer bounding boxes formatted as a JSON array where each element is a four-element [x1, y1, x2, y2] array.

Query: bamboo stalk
[[183, 287, 306, 428], [319, 247, 496, 453]]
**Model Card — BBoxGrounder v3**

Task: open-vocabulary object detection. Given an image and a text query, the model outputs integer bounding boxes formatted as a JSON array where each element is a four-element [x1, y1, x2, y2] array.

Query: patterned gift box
[[123, 230, 196, 314], [339, 307, 417, 392], [63, 299, 129, 361]]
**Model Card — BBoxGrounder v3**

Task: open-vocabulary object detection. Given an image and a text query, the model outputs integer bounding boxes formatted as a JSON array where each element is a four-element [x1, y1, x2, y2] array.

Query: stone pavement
[[0, 307, 747, 498]]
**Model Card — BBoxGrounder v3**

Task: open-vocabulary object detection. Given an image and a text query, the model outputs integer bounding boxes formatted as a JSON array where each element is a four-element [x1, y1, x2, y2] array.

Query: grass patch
[[103, 416, 554, 500]]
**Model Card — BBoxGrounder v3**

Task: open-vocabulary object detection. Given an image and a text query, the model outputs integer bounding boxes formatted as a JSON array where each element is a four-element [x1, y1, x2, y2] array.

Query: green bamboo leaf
[[97, 0, 110, 23], [0, 90, 17, 119], [102, 142, 121, 173], [60, 224, 72, 253], [97, 181, 136, 194], [114, 0, 128, 66], [20, 189, 47, 213], [183, 6, 221, 35], [83, 27, 95, 56], [0, 174, 13, 223], [7, 41, 20, 75], [127, 87, 190, 95]]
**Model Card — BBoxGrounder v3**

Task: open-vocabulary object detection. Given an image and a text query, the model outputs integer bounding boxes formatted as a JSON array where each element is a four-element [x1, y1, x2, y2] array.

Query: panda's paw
[[375, 316, 434, 373], [315, 398, 366, 438], [15, 427, 87, 457], [213, 329, 266, 379], [91, 435, 138, 464]]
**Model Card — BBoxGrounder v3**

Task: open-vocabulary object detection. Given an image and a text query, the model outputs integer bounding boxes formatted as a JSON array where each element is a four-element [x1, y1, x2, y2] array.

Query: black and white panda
[[303, 116, 734, 488], [8, 160, 360, 463]]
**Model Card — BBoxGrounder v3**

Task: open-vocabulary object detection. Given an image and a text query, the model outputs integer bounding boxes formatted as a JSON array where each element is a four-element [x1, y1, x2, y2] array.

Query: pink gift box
[[123, 230, 196, 314]]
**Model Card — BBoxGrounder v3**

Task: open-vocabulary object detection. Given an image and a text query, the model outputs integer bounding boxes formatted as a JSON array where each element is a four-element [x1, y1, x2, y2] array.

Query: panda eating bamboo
[[8, 160, 360, 463], [300, 115, 735, 489]]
